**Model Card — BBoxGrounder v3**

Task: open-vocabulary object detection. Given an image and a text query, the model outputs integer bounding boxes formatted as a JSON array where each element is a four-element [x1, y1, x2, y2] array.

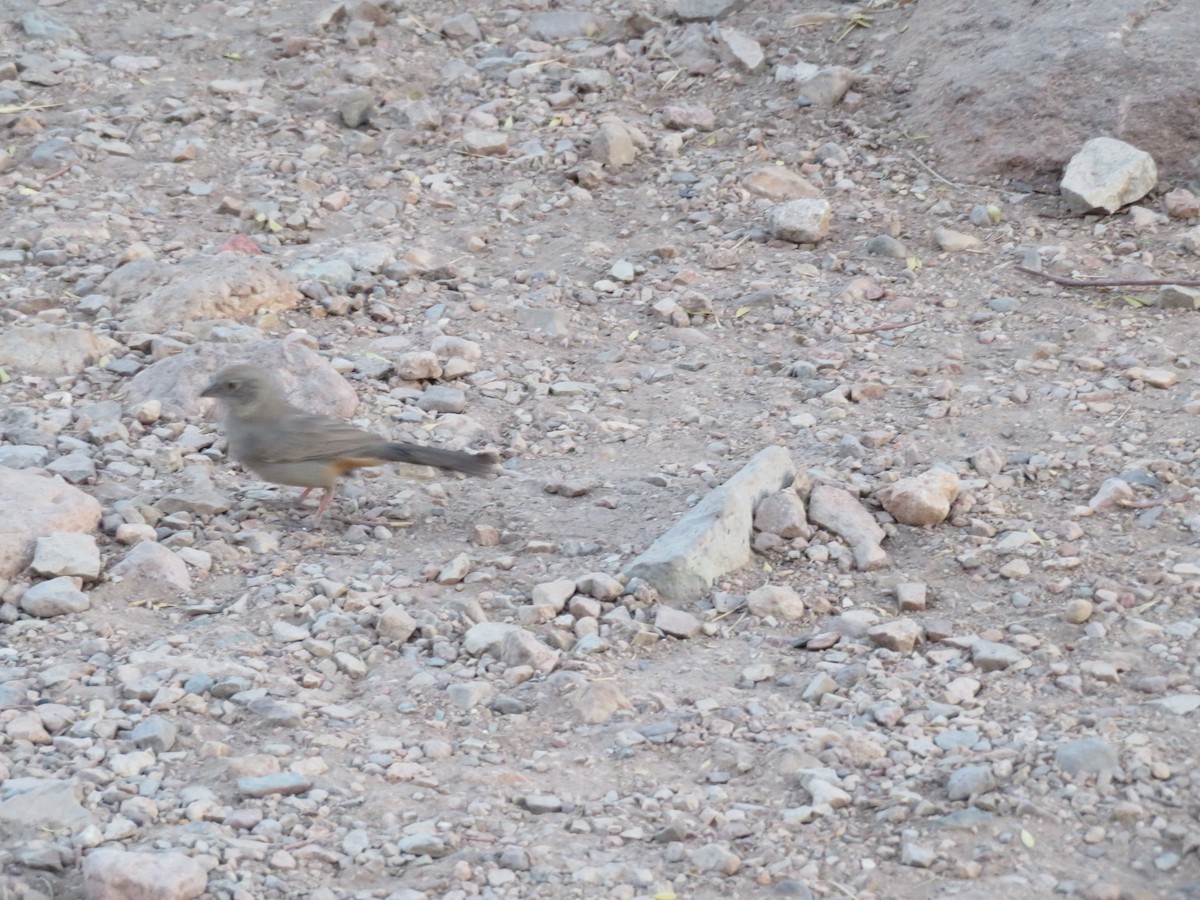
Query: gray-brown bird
[[200, 363, 499, 522]]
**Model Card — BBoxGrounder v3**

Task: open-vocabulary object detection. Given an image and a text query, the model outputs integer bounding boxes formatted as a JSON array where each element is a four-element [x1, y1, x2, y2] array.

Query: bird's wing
[[235, 413, 387, 465]]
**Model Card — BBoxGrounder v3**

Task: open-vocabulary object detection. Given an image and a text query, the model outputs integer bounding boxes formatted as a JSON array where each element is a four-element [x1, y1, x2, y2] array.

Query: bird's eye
[[226, 381, 239, 391]]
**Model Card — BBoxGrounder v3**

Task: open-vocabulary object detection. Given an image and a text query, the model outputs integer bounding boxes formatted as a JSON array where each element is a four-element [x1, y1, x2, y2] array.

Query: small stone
[[591, 122, 636, 166], [131, 716, 177, 753], [971, 640, 1024, 672], [746, 584, 805, 621], [572, 681, 632, 724], [867, 619, 922, 654], [392, 351, 442, 381], [377, 606, 417, 643], [82, 849, 206, 900], [1163, 187, 1200, 219], [876, 467, 960, 527], [1157, 284, 1200, 309], [576, 572, 623, 601], [417, 385, 466, 413], [30, 533, 101, 579], [661, 103, 716, 131], [1124, 366, 1177, 389], [1055, 738, 1122, 780], [865, 235, 907, 258], [236, 772, 312, 798], [741, 166, 820, 201], [946, 763, 998, 800], [531, 579, 575, 610], [767, 199, 832, 244], [1088, 478, 1134, 512], [462, 130, 508, 156], [446, 682, 495, 710], [895, 582, 927, 611], [1060, 137, 1157, 214], [435, 553, 471, 585], [794, 66, 857, 106], [108, 542, 191, 592], [714, 27, 764, 73], [900, 842, 936, 868], [655, 606, 702, 638], [20, 577, 90, 618], [932, 227, 981, 252], [1062, 598, 1093, 624], [753, 489, 808, 537], [689, 842, 741, 875], [807, 485, 887, 571]]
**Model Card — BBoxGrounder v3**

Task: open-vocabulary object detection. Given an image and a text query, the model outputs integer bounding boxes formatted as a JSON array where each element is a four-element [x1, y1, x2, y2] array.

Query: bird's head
[[200, 363, 279, 411]]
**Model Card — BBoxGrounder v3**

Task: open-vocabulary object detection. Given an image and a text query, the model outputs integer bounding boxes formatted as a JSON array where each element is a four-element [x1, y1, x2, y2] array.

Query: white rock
[[1060, 137, 1157, 214]]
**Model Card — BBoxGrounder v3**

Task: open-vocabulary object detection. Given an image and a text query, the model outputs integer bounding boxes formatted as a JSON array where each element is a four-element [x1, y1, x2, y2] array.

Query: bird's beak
[[199, 380, 219, 399]]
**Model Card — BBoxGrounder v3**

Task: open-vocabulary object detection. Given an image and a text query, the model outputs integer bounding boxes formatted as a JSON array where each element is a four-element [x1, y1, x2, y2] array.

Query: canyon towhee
[[201, 363, 499, 521]]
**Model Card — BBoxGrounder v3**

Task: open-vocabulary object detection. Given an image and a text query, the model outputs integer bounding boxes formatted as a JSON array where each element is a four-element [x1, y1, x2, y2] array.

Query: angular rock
[[1157, 285, 1200, 309], [753, 488, 808, 538], [0, 325, 118, 376], [741, 166, 821, 202], [109, 541, 191, 592], [876, 467, 961, 527], [971, 640, 1024, 672], [392, 351, 442, 381], [895, 582, 928, 612], [767, 199, 832, 244], [591, 122, 637, 166], [1060, 137, 1157, 214], [573, 681, 632, 725], [746, 584, 805, 621], [868, 618, 922, 654], [1055, 738, 1123, 780], [0, 469, 101, 580], [30, 532, 101, 579], [530, 579, 576, 611], [463, 622, 522, 656], [933, 227, 981, 252], [795, 66, 857, 106], [0, 779, 94, 840], [624, 446, 796, 602], [655, 606, 702, 638], [499, 629, 560, 673], [236, 772, 311, 798], [377, 606, 417, 643], [715, 27, 764, 74], [1088, 477, 1134, 512], [576, 572, 623, 601], [20, 576, 90, 618], [661, 102, 716, 132], [807, 485, 887, 571]]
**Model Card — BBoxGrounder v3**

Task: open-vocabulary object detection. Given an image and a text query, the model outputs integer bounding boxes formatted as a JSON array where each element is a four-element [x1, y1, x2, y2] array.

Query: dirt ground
[[2, 1, 1199, 899]]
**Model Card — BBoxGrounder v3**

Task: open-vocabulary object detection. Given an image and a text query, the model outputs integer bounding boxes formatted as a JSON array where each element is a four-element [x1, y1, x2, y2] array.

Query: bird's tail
[[380, 443, 500, 477]]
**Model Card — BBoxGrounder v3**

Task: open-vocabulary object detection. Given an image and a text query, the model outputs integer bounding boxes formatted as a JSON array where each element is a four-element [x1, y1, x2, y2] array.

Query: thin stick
[[848, 320, 922, 334], [905, 149, 963, 190], [1016, 266, 1200, 288]]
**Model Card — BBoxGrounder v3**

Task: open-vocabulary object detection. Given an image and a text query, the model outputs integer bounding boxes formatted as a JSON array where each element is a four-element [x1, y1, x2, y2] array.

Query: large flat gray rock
[[624, 446, 796, 603]]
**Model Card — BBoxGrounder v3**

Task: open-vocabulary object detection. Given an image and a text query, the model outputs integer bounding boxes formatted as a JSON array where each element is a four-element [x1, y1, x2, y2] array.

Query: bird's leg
[[314, 488, 335, 523], [298, 487, 314, 504]]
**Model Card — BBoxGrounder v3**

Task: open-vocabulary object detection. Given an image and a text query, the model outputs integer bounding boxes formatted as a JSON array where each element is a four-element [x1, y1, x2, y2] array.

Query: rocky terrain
[[1, 1, 1199, 899]]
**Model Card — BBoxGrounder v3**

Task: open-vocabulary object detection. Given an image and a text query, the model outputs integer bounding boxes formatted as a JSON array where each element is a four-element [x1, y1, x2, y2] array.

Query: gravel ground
[[1, 1, 1199, 899]]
